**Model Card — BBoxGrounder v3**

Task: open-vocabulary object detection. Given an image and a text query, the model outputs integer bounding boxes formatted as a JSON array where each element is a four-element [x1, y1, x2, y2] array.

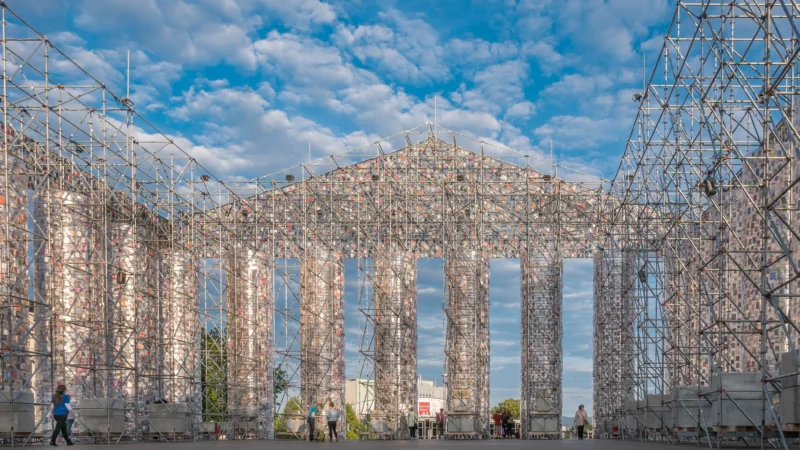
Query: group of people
[[307, 402, 341, 442], [406, 406, 445, 439], [492, 409, 516, 438]]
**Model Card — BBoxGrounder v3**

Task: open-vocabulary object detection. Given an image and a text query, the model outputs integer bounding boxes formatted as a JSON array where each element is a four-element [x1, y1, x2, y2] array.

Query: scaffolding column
[[0, 142, 34, 435], [225, 245, 274, 438], [520, 251, 562, 439], [444, 249, 489, 439], [300, 246, 344, 415], [373, 248, 417, 437], [106, 206, 159, 438], [592, 248, 626, 438], [155, 245, 200, 437], [34, 190, 106, 436]]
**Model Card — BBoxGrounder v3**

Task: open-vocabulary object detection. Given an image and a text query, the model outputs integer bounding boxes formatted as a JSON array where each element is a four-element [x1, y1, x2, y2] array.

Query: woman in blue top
[[50, 385, 74, 446], [326, 402, 340, 442]]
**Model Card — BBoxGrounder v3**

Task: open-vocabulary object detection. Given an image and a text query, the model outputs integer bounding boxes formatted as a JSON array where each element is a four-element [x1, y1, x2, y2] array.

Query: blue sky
[[13, 0, 675, 415]]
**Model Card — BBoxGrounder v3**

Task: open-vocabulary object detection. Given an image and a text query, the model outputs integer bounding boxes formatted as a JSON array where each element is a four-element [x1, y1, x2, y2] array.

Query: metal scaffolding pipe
[[225, 245, 274, 437], [592, 249, 632, 437], [0, 147, 32, 411], [34, 191, 105, 424], [300, 246, 344, 411], [444, 249, 489, 438], [107, 217, 159, 434], [373, 248, 417, 435], [160, 249, 199, 405], [520, 253, 562, 439]]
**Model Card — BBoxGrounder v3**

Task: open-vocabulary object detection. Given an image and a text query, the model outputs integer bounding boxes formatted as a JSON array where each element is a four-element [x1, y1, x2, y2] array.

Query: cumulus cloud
[[333, 11, 449, 84], [167, 82, 383, 175]]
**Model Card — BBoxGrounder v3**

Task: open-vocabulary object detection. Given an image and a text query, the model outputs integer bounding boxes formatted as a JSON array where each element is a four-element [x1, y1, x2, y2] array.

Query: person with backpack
[[501, 409, 511, 439], [435, 408, 445, 439], [326, 402, 340, 442], [50, 384, 74, 446], [307, 403, 321, 441]]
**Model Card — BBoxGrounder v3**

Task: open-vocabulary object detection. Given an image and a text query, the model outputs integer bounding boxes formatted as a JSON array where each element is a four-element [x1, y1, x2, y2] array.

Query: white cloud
[[534, 115, 619, 150], [445, 38, 519, 67], [258, 0, 336, 29], [454, 60, 530, 115], [564, 355, 593, 373], [505, 101, 536, 120], [541, 74, 614, 98], [333, 11, 449, 84], [166, 82, 383, 175], [522, 41, 565, 74], [74, 0, 261, 69]]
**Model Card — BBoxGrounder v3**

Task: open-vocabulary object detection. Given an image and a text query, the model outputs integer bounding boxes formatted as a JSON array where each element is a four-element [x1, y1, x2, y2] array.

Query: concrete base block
[[148, 403, 188, 434], [708, 372, 763, 428], [446, 413, 475, 433], [0, 389, 35, 434], [527, 415, 559, 433], [644, 395, 671, 429], [781, 351, 800, 388], [368, 410, 391, 433], [78, 398, 125, 434], [781, 387, 800, 425], [670, 386, 711, 429]]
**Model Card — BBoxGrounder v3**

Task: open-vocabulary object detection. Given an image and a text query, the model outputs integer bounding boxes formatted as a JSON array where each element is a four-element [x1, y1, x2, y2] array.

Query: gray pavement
[[62, 439, 676, 449]]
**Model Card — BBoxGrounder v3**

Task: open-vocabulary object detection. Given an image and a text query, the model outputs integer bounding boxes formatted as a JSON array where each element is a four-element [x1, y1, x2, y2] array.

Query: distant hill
[[562, 416, 592, 427]]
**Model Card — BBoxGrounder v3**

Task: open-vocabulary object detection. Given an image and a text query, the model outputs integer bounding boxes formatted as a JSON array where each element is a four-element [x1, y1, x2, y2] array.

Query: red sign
[[419, 402, 430, 415]]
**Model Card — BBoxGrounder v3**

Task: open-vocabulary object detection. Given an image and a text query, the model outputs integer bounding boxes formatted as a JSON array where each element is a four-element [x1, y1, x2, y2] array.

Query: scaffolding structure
[[592, 1, 800, 447], [11, 0, 800, 447], [0, 5, 272, 444]]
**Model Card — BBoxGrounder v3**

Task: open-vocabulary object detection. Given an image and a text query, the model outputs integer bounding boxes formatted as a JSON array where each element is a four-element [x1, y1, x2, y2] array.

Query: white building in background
[[345, 377, 446, 418], [417, 377, 446, 417], [345, 378, 375, 416]]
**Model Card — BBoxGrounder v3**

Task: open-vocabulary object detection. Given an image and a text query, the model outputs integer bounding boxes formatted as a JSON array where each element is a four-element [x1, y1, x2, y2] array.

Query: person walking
[[492, 410, 502, 438], [50, 385, 74, 446], [436, 408, 445, 439], [501, 409, 511, 439], [407, 406, 418, 439], [326, 402, 340, 442], [307, 403, 321, 441], [574, 404, 588, 440]]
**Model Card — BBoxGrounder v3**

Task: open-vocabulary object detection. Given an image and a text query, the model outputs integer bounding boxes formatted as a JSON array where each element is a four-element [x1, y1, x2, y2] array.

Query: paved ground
[[64, 439, 677, 449]]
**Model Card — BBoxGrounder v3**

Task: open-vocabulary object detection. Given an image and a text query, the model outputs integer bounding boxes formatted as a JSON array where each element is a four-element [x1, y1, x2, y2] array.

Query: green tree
[[491, 398, 520, 419], [273, 365, 290, 405], [345, 403, 362, 439], [274, 395, 303, 436], [201, 327, 227, 421], [284, 396, 302, 414]]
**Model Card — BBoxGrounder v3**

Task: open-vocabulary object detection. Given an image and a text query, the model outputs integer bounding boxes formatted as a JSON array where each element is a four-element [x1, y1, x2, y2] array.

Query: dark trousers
[[577, 425, 585, 439], [308, 419, 316, 441], [52, 415, 72, 443], [437, 422, 444, 438], [409, 425, 416, 438], [328, 421, 338, 440], [503, 422, 512, 438]]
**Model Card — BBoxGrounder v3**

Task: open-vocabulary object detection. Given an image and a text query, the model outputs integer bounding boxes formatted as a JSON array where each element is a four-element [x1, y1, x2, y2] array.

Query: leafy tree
[[201, 327, 226, 421], [491, 398, 520, 419], [345, 403, 362, 439], [274, 396, 302, 436], [284, 396, 302, 414], [273, 365, 290, 404]]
